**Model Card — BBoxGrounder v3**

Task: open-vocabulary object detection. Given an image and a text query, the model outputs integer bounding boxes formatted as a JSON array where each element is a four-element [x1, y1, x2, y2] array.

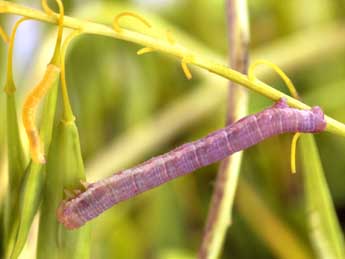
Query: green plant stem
[[199, 1, 249, 258], [1, 1, 345, 137], [60, 30, 81, 123]]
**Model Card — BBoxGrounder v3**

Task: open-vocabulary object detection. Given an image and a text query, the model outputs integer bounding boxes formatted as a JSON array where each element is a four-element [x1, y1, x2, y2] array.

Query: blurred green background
[[1, 0, 345, 258]]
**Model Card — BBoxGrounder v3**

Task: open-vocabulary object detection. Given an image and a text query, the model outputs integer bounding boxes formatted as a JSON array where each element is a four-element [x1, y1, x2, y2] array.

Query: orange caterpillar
[[22, 0, 64, 163], [22, 64, 60, 163]]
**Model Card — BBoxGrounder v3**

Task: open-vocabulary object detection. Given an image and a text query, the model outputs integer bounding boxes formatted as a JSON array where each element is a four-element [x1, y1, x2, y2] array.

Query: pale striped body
[[57, 98, 327, 229], [22, 64, 60, 164]]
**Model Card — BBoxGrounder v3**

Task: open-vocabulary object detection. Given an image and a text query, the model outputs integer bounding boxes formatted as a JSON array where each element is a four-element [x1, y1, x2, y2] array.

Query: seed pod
[[2, 18, 28, 258], [9, 82, 59, 259], [3, 94, 27, 258], [37, 28, 90, 258], [37, 122, 90, 259]]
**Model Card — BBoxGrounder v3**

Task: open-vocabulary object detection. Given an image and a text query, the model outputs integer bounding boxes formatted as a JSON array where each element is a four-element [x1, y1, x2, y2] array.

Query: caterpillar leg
[[64, 189, 75, 199], [272, 98, 289, 109], [80, 180, 89, 190], [64, 188, 82, 199]]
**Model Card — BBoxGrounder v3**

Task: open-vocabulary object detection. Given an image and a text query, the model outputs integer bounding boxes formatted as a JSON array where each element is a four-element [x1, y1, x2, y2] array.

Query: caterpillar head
[[311, 106, 327, 132], [57, 199, 85, 230]]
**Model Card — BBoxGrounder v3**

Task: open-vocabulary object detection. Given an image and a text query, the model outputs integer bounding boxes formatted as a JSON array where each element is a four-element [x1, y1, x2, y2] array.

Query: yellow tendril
[[4, 17, 29, 94], [41, 0, 54, 16], [0, 25, 9, 44], [291, 133, 301, 174], [113, 11, 152, 33], [137, 47, 155, 55], [61, 30, 81, 123], [181, 57, 193, 80], [248, 59, 299, 99], [166, 29, 176, 45]]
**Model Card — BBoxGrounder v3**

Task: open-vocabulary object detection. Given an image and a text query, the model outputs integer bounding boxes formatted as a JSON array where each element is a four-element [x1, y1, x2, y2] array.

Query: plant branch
[[198, 1, 250, 258], [1, 0, 344, 137]]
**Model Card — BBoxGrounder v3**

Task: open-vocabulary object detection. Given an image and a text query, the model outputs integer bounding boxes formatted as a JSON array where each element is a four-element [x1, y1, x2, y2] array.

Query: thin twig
[[0, 1, 344, 136], [198, 1, 249, 258]]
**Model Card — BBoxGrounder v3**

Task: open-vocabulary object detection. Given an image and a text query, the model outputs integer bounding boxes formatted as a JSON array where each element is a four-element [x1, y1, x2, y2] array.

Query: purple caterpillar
[[57, 98, 326, 229]]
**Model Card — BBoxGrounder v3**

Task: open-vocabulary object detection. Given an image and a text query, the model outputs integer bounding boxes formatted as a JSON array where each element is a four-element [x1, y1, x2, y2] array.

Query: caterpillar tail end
[[31, 149, 46, 164], [26, 130, 46, 164]]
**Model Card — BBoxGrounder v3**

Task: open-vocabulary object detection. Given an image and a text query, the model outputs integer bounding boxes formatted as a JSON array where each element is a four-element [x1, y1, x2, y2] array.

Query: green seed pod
[[3, 86, 27, 259], [37, 121, 90, 259], [37, 27, 90, 259], [2, 18, 28, 258], [9, 80, 59, 259]]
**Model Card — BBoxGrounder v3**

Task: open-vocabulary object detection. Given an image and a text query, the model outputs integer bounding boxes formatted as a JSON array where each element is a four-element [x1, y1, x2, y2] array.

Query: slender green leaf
[[300, 134, 345, 259]]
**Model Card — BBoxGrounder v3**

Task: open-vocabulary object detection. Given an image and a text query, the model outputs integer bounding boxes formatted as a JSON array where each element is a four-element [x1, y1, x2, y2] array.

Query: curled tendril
[[290, 132, 301, 174], [113, 11, 151, 33], [248, 59, 301, 174], [166, 29, 176, 45], [41, 0, 54, 16], [41, 0, 64, 26], [0, 25, 9, 44], [137, 47, 155, 55], [248, 59, 299, 99], [181, 57, 193, 80]]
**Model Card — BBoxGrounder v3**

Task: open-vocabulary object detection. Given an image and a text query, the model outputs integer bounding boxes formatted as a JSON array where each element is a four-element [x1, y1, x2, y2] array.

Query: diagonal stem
[[0, 0, 344, 136]]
